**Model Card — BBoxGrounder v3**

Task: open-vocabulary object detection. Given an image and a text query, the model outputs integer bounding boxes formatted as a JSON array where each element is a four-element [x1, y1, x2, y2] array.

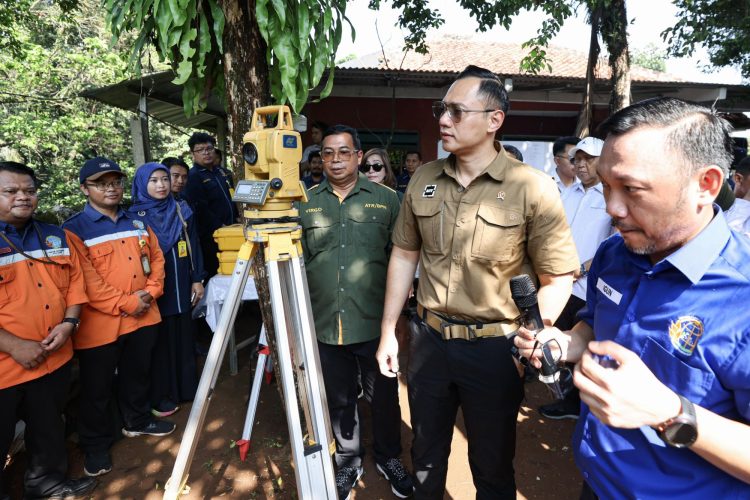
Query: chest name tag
[[178, 240, 188, 258], [596, 277, 622, 305]]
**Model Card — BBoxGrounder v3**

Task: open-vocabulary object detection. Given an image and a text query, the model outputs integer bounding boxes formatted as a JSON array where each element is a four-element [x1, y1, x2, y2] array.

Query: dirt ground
[[6, 306, 582, 499]]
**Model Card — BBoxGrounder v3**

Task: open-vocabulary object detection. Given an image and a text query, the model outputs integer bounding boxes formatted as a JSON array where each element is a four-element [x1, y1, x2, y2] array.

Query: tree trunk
[[601, 0, 631, 113], [575, 8, 601, 138], [220, 1, 284, 395]]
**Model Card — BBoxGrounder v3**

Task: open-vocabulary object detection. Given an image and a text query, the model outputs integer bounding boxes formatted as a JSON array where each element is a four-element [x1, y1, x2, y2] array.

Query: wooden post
[[130, 95, 152, 167]]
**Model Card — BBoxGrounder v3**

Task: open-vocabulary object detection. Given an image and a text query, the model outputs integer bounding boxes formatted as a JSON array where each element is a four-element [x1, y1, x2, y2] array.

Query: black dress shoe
[[40, 477, 98, 499]]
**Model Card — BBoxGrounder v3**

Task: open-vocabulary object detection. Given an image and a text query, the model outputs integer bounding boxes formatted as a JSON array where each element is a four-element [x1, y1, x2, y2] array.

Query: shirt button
[[341, 309, 345, 313], [340, 266, 345, 270], [341, 223, 345, 227], [340, 288, 344, 292], [37, 283, 42, 287], [45, 304, 50, 309], [28, 262, 33, 266], [457, 186, 464, 193], [133, 274, 137, 278], [341, 244, 345, 248], [627, 313, 635, 321], [128, 256, 132, 260], [450, 287, 456, 292]]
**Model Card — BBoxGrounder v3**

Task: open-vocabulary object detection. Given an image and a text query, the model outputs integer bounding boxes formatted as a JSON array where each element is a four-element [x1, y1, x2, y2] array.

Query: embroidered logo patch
[[422, 185, 437, 198], [668, 315, 703, 356], [45, 235, 62, 249], [133, 220, 145, 230]]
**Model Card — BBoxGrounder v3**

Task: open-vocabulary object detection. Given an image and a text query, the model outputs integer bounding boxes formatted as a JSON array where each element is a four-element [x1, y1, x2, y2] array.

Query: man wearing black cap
[[63, 157, 171, 479]]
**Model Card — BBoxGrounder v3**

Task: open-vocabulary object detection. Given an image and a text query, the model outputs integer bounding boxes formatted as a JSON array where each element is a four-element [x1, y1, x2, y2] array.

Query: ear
[[79, 185, 89, 197], [487, 110, 505, 134], [733, 171, 743, 185], [696, 165, 724, 207]]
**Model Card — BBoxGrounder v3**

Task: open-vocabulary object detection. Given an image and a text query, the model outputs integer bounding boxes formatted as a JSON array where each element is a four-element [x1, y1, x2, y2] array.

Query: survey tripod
[[163, 106, 337, 499]]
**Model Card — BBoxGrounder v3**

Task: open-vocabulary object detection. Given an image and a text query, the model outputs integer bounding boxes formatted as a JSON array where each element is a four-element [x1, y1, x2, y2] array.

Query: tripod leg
[[163, 243, 255, 500], [237, 326, 269, 461]]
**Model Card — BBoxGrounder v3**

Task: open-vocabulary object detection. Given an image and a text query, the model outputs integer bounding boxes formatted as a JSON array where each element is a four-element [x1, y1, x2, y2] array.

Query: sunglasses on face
[[431, 101, 498, 123], [360, 163, 385, 173]]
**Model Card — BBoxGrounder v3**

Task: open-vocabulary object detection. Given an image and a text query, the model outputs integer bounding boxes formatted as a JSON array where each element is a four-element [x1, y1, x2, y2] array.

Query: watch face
[[665, 421, 698, 448]]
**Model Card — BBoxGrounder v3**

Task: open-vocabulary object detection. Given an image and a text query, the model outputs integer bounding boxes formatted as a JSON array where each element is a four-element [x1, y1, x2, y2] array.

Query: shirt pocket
[[47, 255, 71, 294], [0, 265, 15, 305], [640, 336, 715, 401], [412, 200, 443, 254], [471, 204, 524, 262], [89, 243, 115, 274], [303, 215, 337, 256], [347, 209, 389, 249]]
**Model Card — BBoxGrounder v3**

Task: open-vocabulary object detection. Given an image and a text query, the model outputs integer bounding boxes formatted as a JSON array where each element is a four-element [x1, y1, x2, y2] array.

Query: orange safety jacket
[[63, 205, 165, 350], [0, 221, 87, 390]]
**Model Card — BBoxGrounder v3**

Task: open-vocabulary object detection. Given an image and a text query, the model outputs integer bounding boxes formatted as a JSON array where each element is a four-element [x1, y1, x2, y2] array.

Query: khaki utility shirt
[[301, 174, 401, 345], [392, 144, 579, 330]]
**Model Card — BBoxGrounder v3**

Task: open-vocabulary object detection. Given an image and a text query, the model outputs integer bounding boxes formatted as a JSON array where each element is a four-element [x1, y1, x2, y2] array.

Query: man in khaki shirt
[[376, 65, 579, 498]]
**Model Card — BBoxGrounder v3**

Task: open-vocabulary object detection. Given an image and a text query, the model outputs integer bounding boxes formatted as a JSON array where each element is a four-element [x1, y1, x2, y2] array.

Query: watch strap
[[62, 317, 80, 331]]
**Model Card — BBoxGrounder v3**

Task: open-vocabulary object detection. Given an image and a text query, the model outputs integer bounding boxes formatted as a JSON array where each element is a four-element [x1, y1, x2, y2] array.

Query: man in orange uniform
[[63, 157, 171, 478], [0, 162, 97, 499]]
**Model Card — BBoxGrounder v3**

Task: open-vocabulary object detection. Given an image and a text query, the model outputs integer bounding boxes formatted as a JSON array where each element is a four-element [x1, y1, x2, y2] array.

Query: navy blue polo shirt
[[183, 164, 238, 241], [575, 210, 750, 498]]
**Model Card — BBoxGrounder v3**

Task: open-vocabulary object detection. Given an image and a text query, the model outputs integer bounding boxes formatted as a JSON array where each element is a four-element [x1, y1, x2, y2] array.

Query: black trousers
[[408, 318, 524, 499], [150, 312, 199, 406], [317, 338, 402, 469], [77, 324, 158, 453], [0, 363, 71, 498]]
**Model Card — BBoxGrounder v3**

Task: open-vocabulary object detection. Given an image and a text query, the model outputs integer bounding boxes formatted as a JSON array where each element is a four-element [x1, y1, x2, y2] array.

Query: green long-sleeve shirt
[[300, 174, 400, 345]]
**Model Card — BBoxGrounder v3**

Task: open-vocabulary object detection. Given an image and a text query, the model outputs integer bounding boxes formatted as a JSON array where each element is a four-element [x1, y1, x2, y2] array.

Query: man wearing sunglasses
[[183, 132, 238, 278], [300, 125, 414, 499], [376, 65, 579, 498]]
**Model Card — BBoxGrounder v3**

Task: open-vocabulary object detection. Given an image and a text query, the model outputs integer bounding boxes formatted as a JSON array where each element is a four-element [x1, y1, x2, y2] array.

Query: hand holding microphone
[[510, 274, 573, 400]]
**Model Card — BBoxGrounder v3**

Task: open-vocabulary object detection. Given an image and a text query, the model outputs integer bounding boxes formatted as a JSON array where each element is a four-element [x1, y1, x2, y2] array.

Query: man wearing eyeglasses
[[183, 132, 238, 278], [376, 65, 579, 498], [300, 125, 414, 500], [63, 157, 170, 479], [550, 136, 584, 223]]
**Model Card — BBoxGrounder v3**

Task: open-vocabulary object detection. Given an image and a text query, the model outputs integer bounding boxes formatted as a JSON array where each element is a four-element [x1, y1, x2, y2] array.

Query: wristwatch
[[62, 317, 80, 332], [656, 394, 698, 448]]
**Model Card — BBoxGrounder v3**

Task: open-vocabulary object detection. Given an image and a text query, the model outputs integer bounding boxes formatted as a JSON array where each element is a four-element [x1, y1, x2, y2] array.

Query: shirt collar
[[442, 141, 510, 183], [314, 172, 373, 197], [84, 203, 127, 222], [662, 206, 730, 284]]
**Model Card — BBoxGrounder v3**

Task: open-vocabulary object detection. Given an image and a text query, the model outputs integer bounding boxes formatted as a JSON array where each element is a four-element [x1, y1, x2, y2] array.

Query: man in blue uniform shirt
[[183, 132, 238, 278], [516, 97, 750, 498]]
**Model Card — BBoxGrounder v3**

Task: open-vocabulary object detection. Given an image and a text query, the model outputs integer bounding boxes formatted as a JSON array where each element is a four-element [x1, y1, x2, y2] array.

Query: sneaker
[[376, 458, 414, 498], [122, 419, 176, 437], [335, 465, 364, 500], [151, 400, 179, 418], [83, 452, 112, 477], [539, 399, 580, 420]]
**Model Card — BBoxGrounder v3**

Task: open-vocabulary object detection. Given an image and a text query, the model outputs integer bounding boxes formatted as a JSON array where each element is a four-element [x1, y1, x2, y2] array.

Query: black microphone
[[509, 274, 571, 400]]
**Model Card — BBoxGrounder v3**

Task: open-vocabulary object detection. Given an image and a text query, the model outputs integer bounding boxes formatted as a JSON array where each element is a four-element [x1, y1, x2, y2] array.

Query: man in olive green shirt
[[300, 125, 414, 499]]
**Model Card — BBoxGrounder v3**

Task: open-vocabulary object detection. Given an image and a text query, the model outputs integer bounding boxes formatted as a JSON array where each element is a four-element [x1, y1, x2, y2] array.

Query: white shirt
[[725, 198, 750, 238], [569, 183, 613, 300], [551, 169, 584, 223]]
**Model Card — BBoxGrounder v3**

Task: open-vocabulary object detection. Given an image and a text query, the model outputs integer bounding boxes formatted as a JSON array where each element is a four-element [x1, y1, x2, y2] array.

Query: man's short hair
[[405, 150, 422, 160], [0, 161, 38, 187], [188, 132, 216, 150], [599, 97, 734, 177], [308, 150, 322, 162], [735, 156, 750, 176], [553, 136, 581, 157], [323, 125, 361, 151], [504, 145, 523, 162], [214, 148, 223, 160], [312, 121, 329, 133], [162, 157, 190, 172], [455, 65, 510, 114]]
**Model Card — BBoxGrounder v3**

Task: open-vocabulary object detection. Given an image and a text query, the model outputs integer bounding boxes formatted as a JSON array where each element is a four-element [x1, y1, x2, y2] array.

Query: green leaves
[[256, 0, 352, 112], [103, 0, 225, 115]]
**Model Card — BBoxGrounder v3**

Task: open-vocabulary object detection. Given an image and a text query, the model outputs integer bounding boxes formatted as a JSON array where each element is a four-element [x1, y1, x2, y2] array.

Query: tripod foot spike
[[237, 439, 251, 461]]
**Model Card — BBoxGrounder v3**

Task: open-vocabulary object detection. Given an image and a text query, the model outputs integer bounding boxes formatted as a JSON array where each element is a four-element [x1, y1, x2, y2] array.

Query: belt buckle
[[440, 321, 476, 341]]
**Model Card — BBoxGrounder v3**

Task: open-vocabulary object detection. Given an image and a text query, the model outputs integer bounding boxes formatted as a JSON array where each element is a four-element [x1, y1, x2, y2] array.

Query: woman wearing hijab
[[130, 162, 206, 417]]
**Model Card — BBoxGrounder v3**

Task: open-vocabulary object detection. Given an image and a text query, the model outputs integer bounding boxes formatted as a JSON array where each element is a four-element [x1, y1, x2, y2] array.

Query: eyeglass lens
[[322, 149, 354, 162], [361, 163, 384, 172]]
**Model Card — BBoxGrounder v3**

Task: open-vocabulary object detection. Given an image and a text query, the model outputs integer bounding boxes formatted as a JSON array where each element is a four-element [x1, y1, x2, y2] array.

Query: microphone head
[[510, 274, 538, 309]]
